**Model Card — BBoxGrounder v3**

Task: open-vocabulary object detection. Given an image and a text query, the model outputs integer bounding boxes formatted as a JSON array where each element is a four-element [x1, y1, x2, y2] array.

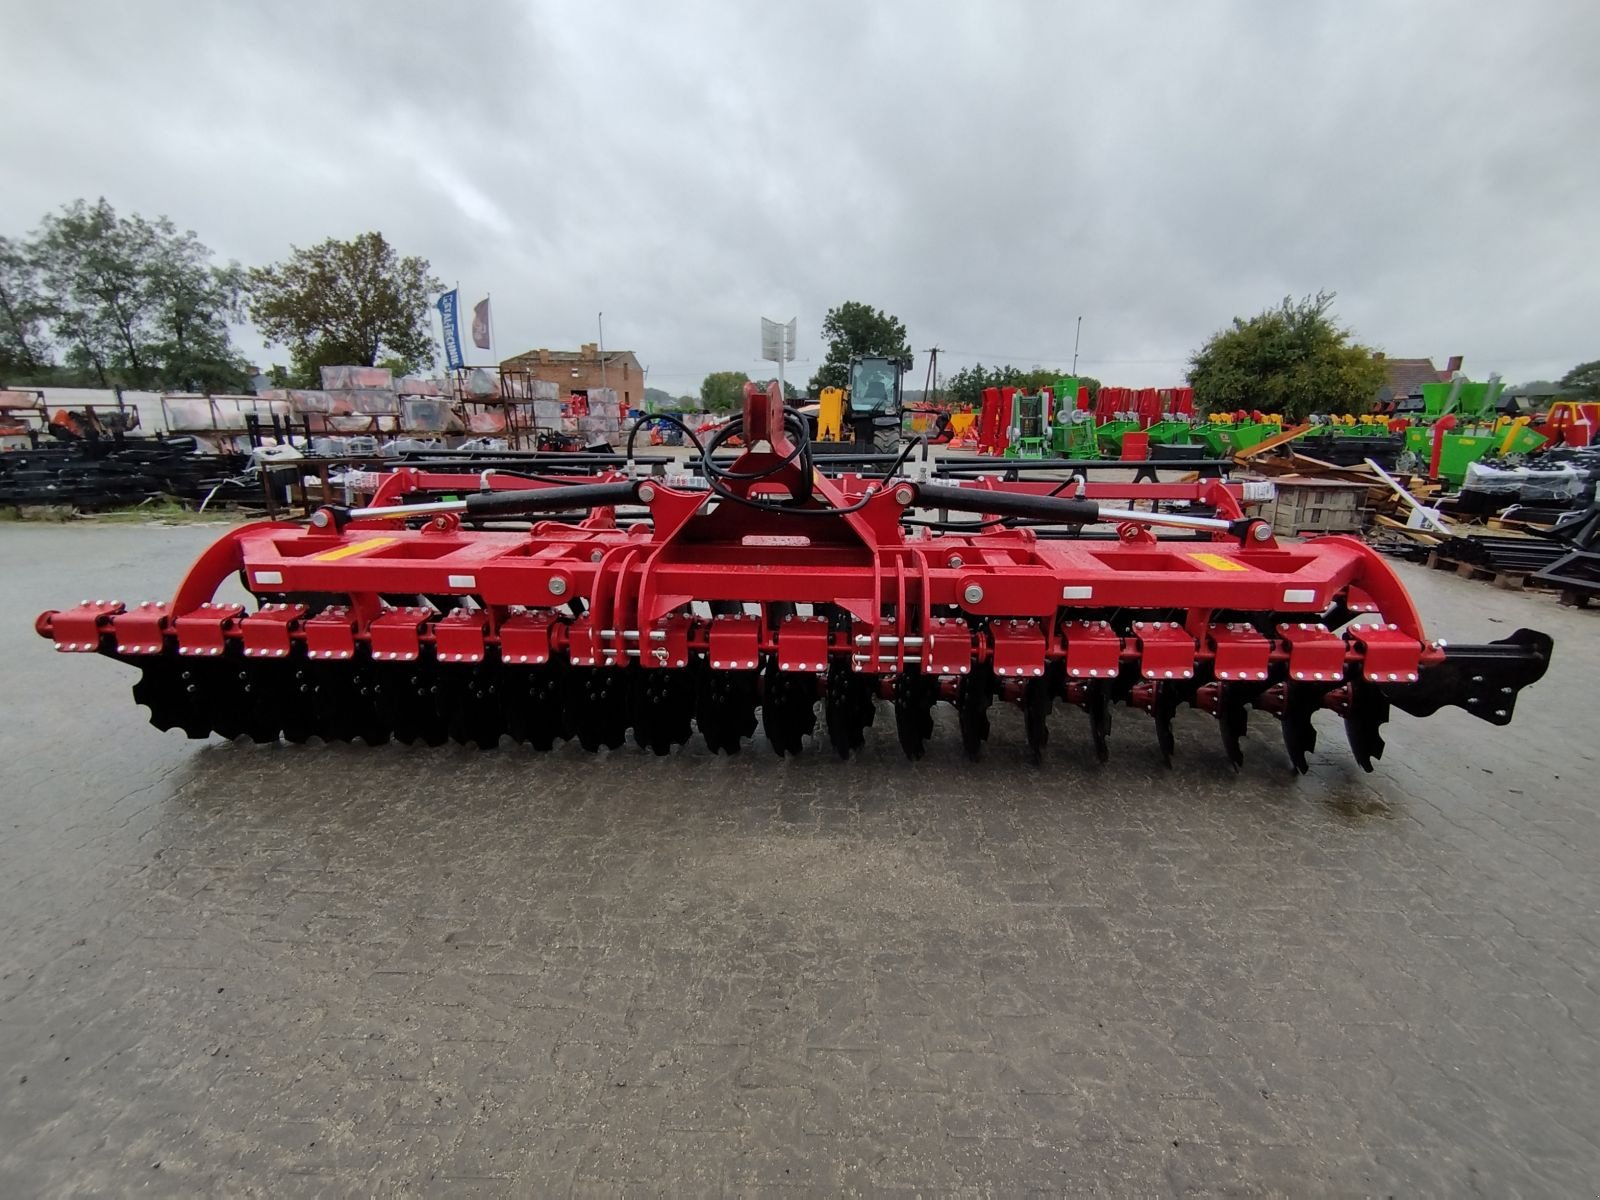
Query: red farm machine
[[37, 381, 1552, 772]]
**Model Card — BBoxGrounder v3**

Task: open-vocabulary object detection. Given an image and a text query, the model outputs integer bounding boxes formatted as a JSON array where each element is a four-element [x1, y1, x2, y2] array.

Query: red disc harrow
[[37, 383, 1553, 772]]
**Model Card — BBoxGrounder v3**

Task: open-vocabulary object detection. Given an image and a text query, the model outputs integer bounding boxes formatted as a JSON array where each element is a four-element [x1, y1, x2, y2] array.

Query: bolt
[[1251, 522, 1273, 542], [947, 555, 964, 569], [893, 485, 915, 506], [548, 576, 568, 597], [963, 584, 984, 605], [638, 483, 657, 503]]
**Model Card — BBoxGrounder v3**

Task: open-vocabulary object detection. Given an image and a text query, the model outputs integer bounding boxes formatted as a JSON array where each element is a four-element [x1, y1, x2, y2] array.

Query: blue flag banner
[[436, 289, 464, 371]]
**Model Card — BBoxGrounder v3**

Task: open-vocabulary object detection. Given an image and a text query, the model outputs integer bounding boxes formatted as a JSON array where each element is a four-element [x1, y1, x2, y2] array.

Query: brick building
[[1374, 353, 1462, 405], [500, 343, 645, 408]]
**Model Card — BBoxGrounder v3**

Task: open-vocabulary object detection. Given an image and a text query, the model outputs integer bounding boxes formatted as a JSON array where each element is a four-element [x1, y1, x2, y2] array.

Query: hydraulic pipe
[[323, 480, 642, 527], [910, 481, 1247, 536]]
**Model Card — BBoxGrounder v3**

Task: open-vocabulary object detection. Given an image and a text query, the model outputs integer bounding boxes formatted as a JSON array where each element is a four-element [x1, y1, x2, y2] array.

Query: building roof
[[1378, 357, 1449, 400], [502, 347, 640, 367]]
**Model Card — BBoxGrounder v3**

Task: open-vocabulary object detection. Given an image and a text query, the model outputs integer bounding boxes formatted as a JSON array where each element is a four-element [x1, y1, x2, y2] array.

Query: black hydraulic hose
[[913, 481, 1102, 525], [461, 479, 641, 517]]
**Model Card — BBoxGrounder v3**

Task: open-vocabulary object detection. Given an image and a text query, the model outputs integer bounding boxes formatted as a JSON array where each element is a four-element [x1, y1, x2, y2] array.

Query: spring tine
[[1343, 680, 1390, 773]]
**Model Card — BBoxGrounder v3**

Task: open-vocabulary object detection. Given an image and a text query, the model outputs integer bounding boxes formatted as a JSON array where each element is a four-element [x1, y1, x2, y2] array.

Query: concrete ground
[[1, 520, 1596, 1196]]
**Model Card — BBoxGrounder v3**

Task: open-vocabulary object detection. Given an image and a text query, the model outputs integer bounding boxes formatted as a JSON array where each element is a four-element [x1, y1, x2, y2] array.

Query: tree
[[1188, 291, 1385, 419], [699, 370, 749, 413], [0, 235, 50, 376], [1558, 360, 1600, 400], [247, 232, 442, 385], [28, 198, 249, 390], [809, 301, 910, 392]]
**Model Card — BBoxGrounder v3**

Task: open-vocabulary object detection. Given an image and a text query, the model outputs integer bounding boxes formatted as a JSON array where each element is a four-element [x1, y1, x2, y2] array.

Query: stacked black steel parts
[[0, 437, 254, 511]]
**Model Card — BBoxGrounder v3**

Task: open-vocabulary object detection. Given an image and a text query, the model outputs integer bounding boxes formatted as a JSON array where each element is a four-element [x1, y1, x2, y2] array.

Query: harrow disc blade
[[439, 655, 506, 750], [278, 658, 321, 744], [1343, 681, 1391, 773], [760, 664, 817, 757], [630, 666, 695, 756], [957, 664, 993, 760], [309, 661, 366, 743], [1084, 682, 1112, 763], [171, 660, 220, 739], [502, 660, 570, 751], [694, 667, 758, 755], [347, 662, 394, 747], [384, 658, 448, 747], [893, 670, 937, 760], [568, 664, 631, 752], [130, 656, 180, 736], [1152, 685, 1180, 768], [1281, 684, 1324, 775], [825, 663, 876, 758], [1218, 686, 1250, 768], [1023, 675, 1053, 763], [205, 659, 254, 741]]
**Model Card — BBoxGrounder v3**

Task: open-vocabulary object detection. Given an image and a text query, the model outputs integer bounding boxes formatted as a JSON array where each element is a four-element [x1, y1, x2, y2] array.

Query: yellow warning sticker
[[1188, 552, 1247, 572], [312, 536, 399, 562]]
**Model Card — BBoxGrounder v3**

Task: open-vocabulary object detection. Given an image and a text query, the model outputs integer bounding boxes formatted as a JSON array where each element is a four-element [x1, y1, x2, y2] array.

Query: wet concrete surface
[[1, 520, 1597, 1195]]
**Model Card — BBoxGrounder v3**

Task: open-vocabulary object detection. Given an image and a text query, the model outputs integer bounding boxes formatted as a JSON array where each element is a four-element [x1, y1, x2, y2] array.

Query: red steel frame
[[39, 444, 1438, 689]]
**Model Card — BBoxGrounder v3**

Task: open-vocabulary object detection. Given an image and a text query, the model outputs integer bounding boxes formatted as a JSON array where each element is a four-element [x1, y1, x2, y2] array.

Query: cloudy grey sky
[[4, 1, 1595, 394]]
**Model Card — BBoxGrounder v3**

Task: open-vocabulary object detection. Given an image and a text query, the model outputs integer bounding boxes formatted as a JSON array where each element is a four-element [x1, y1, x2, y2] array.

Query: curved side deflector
[[1383, 628, 1554, 725]]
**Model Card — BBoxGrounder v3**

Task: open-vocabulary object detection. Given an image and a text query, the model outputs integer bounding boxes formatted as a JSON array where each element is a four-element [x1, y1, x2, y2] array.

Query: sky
[[3, 1, 1596, 396]]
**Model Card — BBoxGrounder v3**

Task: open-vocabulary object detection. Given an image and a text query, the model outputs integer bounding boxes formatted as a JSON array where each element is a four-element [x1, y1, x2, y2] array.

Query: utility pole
[[922, 347, 941, 403], [1071, 316, 1083, 376]]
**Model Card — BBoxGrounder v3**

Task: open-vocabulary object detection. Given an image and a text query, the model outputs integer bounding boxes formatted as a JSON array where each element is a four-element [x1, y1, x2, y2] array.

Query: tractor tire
[[872, 426, 900, 455]]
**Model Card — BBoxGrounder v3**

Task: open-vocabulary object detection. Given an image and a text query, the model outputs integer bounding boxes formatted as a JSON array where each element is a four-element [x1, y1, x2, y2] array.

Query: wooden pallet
[[1424, 550, 1563, 592]]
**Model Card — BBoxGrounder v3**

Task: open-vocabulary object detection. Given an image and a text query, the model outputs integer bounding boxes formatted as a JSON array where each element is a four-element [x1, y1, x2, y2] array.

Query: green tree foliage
[[0, 235, 51, 375], [1187, 291, 1385, 419], [809, 301, 910, 392], [247, 232, 442, 385], [944, 363, 1101, 409], [23, 198, 248, 390], [1558, 360, 1600, 400], [699, 370, 750, 413]]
